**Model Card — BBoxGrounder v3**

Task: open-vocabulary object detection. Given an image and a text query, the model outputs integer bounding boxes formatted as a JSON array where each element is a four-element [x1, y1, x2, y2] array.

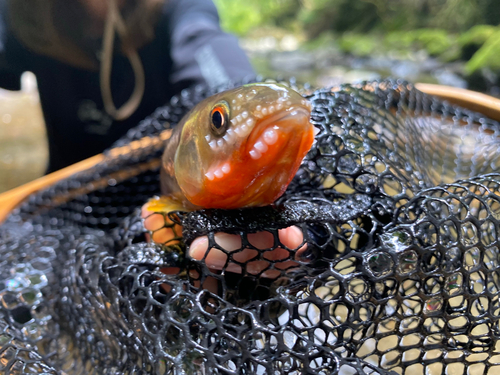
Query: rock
[[280, 35, 300, 51], [433, 69, 468, 88], [270, 50, 315, 72], [390, 60, 422, 81], [417, 58, 443, 73], [315, 66, 348, 87], [342, 70, 381, 83], [241, 36, 278, 54]]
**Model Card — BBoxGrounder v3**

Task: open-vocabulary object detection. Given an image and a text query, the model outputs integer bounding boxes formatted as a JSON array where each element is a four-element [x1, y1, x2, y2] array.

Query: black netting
[[2, 79, 500, 374]]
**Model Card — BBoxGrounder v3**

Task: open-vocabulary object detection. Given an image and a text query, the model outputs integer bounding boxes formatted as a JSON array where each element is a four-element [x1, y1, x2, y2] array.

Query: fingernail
[[189, 236, 209, 260]]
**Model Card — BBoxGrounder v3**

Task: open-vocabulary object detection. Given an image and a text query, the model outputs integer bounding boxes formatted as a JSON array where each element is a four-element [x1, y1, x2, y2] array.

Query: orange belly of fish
[[187, 124, 315, 209]]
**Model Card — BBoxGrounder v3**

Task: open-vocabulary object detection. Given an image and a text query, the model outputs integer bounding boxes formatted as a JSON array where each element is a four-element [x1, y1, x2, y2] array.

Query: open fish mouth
[[196, 105, 314, 209], [246, 106, 312, 161]]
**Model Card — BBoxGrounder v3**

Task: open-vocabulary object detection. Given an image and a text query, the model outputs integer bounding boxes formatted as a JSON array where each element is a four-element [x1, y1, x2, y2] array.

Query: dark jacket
[[0, 0, 254, 172]]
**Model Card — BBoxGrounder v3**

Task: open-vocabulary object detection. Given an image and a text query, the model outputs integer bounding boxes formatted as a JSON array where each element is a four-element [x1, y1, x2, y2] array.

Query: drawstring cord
[[100, 0, 145, 121]]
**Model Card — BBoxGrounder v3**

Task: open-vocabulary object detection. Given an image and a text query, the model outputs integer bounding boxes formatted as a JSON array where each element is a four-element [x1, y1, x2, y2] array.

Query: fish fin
[[143, 196, 186, 246], [144, 195, 188, 214]]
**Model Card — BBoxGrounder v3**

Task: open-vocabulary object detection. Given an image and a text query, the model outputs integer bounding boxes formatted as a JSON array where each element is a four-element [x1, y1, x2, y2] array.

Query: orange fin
[[142, 196, 187, 246], [144, 195, 187, 214]]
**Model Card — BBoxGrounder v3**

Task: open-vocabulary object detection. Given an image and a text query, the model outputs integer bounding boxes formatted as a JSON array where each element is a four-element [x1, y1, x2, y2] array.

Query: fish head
[[174, 83, 315, 209]]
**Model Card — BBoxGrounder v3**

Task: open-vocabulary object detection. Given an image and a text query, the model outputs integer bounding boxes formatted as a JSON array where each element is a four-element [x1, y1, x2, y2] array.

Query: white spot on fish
[[222, 163, 231, 174], [214, 169, 224, 179], [263, 129, 278, 145], [246, 118, 255, 127], [205, 134, 211, 142], [209, 140, 217, 149], [242, 111, 248, 119], [249, 149, 261, 160], [205, 171, 214, 180], [217, 139, 224, 147], [254, 141, 268, 153]]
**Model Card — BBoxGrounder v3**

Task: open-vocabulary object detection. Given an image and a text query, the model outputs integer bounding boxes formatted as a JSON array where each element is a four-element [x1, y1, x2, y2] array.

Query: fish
[[158, 82, 315, 210]]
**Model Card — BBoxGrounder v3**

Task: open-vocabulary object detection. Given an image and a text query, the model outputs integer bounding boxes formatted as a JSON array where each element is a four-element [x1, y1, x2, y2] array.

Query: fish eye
[[210, 101, 229, 136]]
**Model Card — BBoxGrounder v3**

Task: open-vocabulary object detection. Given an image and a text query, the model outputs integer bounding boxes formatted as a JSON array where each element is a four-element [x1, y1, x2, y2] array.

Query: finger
[[190, 234, 243, 274], [278, 226, 305, 250], [189, 227, 308, 276]]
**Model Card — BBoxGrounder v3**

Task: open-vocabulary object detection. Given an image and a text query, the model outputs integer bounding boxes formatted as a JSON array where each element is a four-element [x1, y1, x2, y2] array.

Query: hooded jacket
[[0, 0, 254, 172]]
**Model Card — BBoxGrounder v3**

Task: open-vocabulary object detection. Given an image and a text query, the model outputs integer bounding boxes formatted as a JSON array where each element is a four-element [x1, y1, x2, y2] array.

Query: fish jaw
[[186, 107, 315, 209]]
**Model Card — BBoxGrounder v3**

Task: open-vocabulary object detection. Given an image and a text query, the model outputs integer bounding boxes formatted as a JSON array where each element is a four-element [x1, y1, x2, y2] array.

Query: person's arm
[[164, 0, 255, 91]]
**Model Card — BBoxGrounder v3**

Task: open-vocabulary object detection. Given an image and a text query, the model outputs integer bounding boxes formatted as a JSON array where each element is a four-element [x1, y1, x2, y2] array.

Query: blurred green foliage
[[338, 33, 379, 57], [214, 0, 300, 36], [465, 29, 500, 74], [215, 0, 500, 36], [214, 1, 262, 36], [214, 0, 500, 74], [383, 29, 458, 58]]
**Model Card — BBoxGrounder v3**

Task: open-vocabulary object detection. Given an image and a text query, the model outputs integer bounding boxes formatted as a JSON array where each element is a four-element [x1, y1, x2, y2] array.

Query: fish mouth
[[246, 106, 312, 160], [194, 105, 314, 209]]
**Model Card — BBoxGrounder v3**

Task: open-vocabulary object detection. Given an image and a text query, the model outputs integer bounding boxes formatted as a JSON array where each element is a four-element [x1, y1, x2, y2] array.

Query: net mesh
[[2, 79, 500, 374]]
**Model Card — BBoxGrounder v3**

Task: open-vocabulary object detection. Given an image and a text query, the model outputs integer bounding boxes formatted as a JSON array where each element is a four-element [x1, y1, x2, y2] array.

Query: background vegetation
[[214, 0, 500, 75]]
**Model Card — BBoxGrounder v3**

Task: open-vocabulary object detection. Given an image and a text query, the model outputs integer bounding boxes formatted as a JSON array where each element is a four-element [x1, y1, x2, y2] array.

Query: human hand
[[141, 202, 308, 278]]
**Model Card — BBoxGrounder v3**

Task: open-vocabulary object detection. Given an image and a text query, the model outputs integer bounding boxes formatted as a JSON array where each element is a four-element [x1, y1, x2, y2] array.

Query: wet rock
[[280, 35, 300, 51], [365, 56, 394, 71], [270, 50, 315, 72], [316, 67, 381, 87], [433, 69, 468, 88], [418, 57, 443, 73], [342, 70, 381, 83], [241, 36, 279, 54], [315, 66, 348, 87], [390, 60, 422, 81], [312, 47, 343, 70]]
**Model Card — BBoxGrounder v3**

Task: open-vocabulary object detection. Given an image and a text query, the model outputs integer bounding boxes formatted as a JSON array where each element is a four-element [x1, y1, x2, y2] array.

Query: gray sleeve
[[165, 0, 255, 89]]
